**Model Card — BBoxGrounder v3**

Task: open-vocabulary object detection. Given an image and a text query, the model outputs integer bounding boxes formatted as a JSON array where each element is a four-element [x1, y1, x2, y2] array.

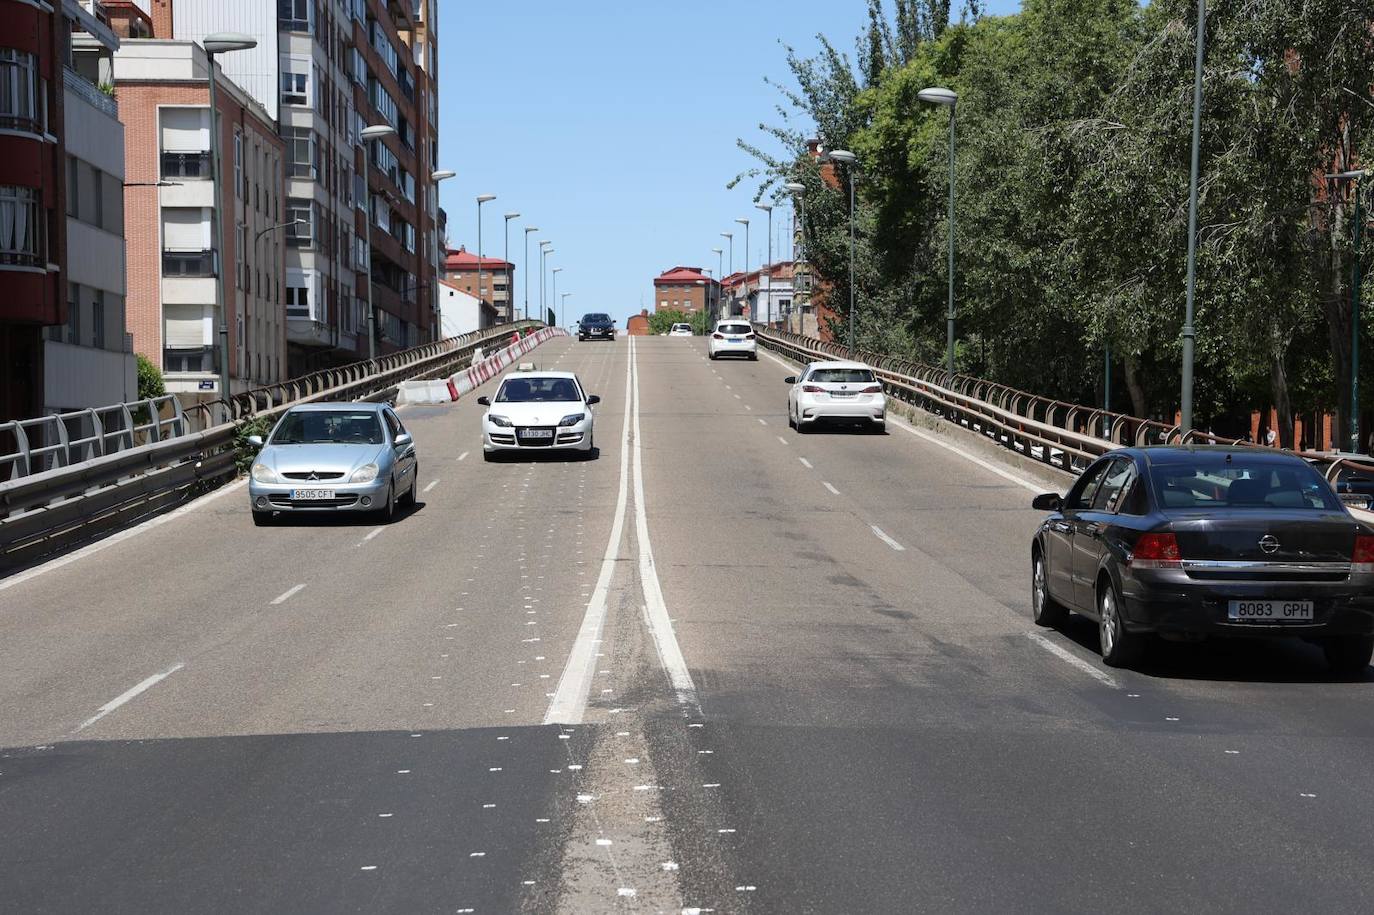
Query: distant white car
[[708, 320, 756, 360], [477, 371, 600, 460], [785, 361, 886, 432], [669, 323, 693, 337]]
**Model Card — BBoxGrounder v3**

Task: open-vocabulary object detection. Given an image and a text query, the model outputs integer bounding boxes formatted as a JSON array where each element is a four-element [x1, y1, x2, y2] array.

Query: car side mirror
[[1032, 493, 1062, 512], [246, 434, 264, 447], [394, 432, 413, 447], [476, 396, 491, 406], [783, 376, 797, 385], [586, 395, 601, 406]]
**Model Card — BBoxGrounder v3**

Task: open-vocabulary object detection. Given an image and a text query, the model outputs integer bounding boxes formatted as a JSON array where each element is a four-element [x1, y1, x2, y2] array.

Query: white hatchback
[[477, 371, 600, 460], [669, 323, 693, 337], [785, 361, 886, 431], [708, 320, 757, 360]]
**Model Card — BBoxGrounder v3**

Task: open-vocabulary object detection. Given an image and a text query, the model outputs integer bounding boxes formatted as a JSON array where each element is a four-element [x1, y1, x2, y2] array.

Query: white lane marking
[[458, 451, 470, 461], [271, 583, 306, 604], [870, 525, 905, 551], [798, 457, 813, 469], [423, 480, 439, 493], [757, 347, 1045, 495], [822, 481, 840, 495], [758, 418, 767, 426], [363, 527, 384, 542], [630, 337, 700, 712], [75, 662, 184, 732], [1025, 631, 1119, 687], [0, 479, 248, 593], [545, 335, 635, 725], [776, 436, 789, 446]]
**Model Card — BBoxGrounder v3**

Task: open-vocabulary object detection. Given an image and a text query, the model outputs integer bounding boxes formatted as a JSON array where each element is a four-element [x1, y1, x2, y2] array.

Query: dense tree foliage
[[739, 0, 1374, 439]]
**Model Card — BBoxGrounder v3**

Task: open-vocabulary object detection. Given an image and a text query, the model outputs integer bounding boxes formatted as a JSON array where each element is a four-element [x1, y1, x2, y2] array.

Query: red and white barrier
[[397, 327, 566, 405]]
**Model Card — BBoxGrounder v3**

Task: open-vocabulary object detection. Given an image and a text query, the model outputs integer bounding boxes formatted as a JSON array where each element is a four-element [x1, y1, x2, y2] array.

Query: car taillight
[[712, 333, 724, 339], [859, 384, 882, 394], [1353, 534, 1374, 572], [802, 384, 825, 393], [745, 333, 756, 340], [1130, 532, 1182, 569]]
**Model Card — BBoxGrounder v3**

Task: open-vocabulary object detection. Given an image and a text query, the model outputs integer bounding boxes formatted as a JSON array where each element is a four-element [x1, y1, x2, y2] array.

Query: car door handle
[[1051, 521, 1072, 534]]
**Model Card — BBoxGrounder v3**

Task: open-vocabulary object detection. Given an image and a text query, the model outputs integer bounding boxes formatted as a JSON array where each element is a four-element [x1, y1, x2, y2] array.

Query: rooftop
[[445, 246, 513, 271]]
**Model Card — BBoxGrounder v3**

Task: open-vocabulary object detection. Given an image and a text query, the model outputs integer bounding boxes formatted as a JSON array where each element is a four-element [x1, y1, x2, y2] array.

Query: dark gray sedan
[[1031, 446, 1374, 673], [248, 403, 418, 525]]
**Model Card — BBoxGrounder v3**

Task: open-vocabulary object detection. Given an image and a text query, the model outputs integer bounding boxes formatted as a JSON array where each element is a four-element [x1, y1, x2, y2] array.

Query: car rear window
[[1149, 456, 1339, 510], [272, 411, 384, 445], [718, 324, 751, 334], [497, 377, 582, 402], [808, 369, 876, 384]]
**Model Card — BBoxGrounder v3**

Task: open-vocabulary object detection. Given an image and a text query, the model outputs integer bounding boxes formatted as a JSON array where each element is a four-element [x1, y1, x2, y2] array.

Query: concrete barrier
[[397, 327, 566, 405]]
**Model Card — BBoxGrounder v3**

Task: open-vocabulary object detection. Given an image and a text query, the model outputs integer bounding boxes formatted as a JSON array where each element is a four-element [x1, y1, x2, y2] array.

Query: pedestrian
[[1265, 426, 1277, 448]]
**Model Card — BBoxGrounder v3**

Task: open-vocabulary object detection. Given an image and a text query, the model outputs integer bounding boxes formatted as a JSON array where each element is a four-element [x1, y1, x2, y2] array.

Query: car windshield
[[1149, 456, 1340, 510], [497, 377, 582, 402], [271, 411, 384, 445], [809, 368, 875, 384], [584, 314, 610, 323], [672, 324, 690, 331], [718, 324, 750, 334]]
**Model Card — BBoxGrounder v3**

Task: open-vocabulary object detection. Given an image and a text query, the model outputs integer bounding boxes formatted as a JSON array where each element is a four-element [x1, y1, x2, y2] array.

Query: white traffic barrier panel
[[395, 379, 452, 405], [446, 328, 565, 402]]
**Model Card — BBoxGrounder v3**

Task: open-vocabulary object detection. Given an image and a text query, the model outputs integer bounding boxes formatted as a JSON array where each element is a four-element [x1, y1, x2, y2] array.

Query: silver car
[[247, 402, 418, 525]]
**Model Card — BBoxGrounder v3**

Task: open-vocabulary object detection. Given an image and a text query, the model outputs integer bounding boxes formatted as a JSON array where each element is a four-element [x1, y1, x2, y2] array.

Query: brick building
[[444, 246, 514, 320], [0, 0, 137, 422], [652, 266, 717, 317], [115, 40, 287, 398]]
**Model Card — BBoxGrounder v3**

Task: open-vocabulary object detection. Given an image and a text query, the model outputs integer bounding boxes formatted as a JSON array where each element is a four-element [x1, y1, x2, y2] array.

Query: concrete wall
[[170, 0, 279, 120], [43, 339, 137, 412]]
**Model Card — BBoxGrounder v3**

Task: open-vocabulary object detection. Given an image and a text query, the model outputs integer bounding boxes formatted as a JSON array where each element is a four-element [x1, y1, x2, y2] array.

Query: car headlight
[[559, 413, 588, 427], [350, 462, 380, 483], [251, 463, 277, 483], [488, 414, 514, 428]]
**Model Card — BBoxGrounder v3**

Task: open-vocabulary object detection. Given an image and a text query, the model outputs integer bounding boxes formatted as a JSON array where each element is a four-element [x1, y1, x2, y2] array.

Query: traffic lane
[[633, 337, 1374, 911], [0, 725, 585, 914], [76, 335, 628, 739], [0, 335, 585, 745]]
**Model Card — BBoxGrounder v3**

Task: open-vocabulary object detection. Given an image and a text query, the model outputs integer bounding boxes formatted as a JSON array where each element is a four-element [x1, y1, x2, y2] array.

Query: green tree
[[136, 354, 165, 400]]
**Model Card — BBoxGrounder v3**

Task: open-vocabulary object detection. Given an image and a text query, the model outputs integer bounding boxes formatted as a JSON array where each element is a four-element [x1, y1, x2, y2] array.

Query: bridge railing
[[0, 321, 541, 573]]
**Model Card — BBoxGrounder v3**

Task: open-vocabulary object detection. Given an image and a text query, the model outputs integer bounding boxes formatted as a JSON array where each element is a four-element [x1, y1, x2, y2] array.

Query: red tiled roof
[[653, 266, 713, 286], [445, 246, 513, 270]]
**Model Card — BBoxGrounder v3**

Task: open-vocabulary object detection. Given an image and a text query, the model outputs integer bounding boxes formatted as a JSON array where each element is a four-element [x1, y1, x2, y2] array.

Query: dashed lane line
[[271, 583, 307, 604], [1025, 631, 1119, 688], [869, 525, 906, 552], [822, 481, 840, 495], [74, 662, 185, 732]]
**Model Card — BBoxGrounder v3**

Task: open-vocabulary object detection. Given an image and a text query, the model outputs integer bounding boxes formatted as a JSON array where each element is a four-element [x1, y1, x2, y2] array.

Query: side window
[[1067, 459, 1113, 511], [1092, 459, 1137, 512], [383, 410, 402, 439]]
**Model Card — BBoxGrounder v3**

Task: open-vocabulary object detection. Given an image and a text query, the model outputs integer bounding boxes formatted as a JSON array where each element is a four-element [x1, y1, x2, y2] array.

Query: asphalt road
[[4, 334, 1374, 913]]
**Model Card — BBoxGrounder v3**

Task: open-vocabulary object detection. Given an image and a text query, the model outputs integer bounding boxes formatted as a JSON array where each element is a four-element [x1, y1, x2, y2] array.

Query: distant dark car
[[1030, 446, 1374, 674], [577, 313, 615, 341], [1307, 454, 1374, 512]]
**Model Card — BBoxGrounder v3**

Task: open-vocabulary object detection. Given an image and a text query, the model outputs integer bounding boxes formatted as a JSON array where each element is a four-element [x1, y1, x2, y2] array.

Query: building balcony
[[161, 150, 212, 180], [163, 345, 219, 375], [64, 67, 117, 120], [162, 249, 216, 277]]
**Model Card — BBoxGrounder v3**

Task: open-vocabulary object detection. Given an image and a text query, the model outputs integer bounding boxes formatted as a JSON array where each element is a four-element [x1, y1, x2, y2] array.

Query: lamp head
[[755, 203, 773, 213], [431, 169, 456, 181], [360, 124, 396, 140], [203, 32, 257, 54], [504, 212, 520, 220], [784, 182, 805, 194], [827, 149, 857, 166], [734, 218, 750, 227], [525, 226, 539, 233], [476, 194, 497, 204], [917, 87, 958, 106]]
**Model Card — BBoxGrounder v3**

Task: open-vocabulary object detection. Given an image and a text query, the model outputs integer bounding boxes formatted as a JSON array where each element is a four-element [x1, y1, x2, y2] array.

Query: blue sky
[[435, 0, 1022, 327]]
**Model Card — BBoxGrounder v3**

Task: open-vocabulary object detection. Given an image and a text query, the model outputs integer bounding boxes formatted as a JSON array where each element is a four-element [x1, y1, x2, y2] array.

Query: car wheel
[[1323, 636, 1374, 677], [1097, 577, 1143, 668], [749, 353, 758, 361], [788, 408, 796, 430], [378, 482, 396, 522], [1031, 549, 1070, 628], [252, 511, 274, 527], [400, 466, 418, 506]]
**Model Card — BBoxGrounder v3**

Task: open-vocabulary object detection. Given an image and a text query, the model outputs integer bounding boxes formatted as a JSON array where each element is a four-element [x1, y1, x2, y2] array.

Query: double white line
[[545, 337, 698, 724]]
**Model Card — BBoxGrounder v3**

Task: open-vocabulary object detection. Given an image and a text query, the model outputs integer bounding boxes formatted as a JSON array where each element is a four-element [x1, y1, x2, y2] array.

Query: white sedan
[[477, 371, 600, 460], [669, 323, 693, 336], [708, 320, 757, 360], [785, 361, 886, 432]]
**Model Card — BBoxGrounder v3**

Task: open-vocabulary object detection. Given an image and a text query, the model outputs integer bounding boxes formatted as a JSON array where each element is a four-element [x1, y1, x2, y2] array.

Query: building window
[[66, 282, 80, 343], [0, 185, 44, 267], [278, 0, 310, 32], [232, 130, 243, 201], [280, 69, 308, 106], [286, 198, 313, 247], [0, 49, 42, 134], [285, 126, 317, 178], [90, 164, 103, 226], [92, 289, 104, 349], [236, 223, 247, 289], [66, 156, 78, 217]]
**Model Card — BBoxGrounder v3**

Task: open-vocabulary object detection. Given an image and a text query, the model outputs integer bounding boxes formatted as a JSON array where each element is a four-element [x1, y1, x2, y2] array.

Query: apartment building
[[114, 39, 287, 397], [652, 266, 717, 316], [0, 0, 136, 422], [721, 262, 796, 327], [444, 247, 514, 320]]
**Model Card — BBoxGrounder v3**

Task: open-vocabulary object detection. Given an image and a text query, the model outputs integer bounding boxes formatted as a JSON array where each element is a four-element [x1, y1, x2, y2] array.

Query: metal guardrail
[[753, 326, 1249, 476], [0, 322, 541, 573]]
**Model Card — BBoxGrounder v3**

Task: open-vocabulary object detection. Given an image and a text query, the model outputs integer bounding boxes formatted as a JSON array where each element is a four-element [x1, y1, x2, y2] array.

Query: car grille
[[557, 431, 585, 445], [516, 428, 557, 447], [281, 471, 345, 480], [268, 494, 359, 508], [489, 433, 516, 445]]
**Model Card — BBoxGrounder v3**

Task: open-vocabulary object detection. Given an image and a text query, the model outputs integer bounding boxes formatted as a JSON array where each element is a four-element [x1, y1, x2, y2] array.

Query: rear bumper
[[1121, 571, 1374, 637], [797, 397, 886, 424], [709, 341, 756, 357]]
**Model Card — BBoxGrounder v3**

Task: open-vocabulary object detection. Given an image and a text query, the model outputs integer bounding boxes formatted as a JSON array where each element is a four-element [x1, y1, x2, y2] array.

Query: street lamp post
[[734, 218, 750, 321], [431, 170, 456, 341], [1179, 0, 1206, 435], [828, 150, 858, 352], [523, 226, 539, 322], [561, 292, 572, 330], [503, 212, 519, 323], [539, 242, 552, 323], [720, 232, 733, 314], [203, 32, 257, 408], [552, 267, 563, 328], [756, 203, 773, 326], [1329, 168, 1371, 451], [359, 123, 397, 360], [711, 247, 723, 323], [476, 194, 496, 320], [918, 88, 958, 373]]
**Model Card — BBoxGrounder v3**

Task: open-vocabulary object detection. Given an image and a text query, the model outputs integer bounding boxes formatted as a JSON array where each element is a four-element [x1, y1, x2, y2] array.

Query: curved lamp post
[[523, 226, 539, 321], [502, 212, 519, 322], [827, 149, 858, 351], [734, 218, 750, 320], [918, 86, 958, 372], [429, 170, 456, 341], [755, 203, 773, 326], [359, 123, 397, 359]]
